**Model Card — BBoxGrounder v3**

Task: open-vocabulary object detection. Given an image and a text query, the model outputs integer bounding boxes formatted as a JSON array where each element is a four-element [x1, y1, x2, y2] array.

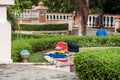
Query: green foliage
[[12, 40, 32, 61], [73, 36, 120, 47], [90, 0, 120, 14], [30, 0, 40, 6], [116, 28, 120, 33], [103, 0, 120, 14], [11, 0, 75, 13], [74, 48, 120, 80], [12, 0, 120, 14], [19, 24, 68, 31], [7, 7, 18, 31], [12, 32, 57, 41], [12, 0, 32, 12], [44, 0, 75, 13], [90, 7, 102, 14], [12, 35, 120, 62]]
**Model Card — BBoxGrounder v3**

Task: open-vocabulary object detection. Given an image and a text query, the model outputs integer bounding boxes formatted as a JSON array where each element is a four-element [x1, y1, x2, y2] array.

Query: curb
[[80, 47, 120, 51], [13, 62, 54, 66]]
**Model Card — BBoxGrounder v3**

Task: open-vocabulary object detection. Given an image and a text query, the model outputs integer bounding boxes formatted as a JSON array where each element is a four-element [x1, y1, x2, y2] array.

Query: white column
[[0, 0, 14, 64], [114, 16, 120, 33], [78, 17, 82, 36], [0, 21, 12, 64], [68, 14, 74, 31], [0, 7, 7, 22], [87, 15, 90, 27], [78, 23, 82, 36]]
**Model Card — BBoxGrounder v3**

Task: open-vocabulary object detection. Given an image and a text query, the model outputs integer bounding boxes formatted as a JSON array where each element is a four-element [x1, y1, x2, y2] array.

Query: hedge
[[74, 48, 120, 80], [12, 32, 58, 41], [12, 35, 120, 61], [116, 28, 120, 33], [19, 24, 68, 31], [12, 38, 57, 61]]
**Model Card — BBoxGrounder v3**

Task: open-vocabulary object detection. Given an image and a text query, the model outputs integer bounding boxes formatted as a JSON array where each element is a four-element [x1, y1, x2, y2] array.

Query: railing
[[13, 9, 39, 20], [46, 13, 68, 20], [87, 14, 115, 28], [46, 13, 68, 24], [13, 10, 115, 28]]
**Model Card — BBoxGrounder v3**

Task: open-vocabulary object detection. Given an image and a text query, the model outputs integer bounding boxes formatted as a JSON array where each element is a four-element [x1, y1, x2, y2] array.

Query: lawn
[[29, 49, 53, 63]]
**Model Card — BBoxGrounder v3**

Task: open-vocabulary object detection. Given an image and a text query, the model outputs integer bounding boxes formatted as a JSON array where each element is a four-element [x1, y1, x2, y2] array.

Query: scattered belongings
[[43, 50, 74, 67], [43, 41, 79, 67]]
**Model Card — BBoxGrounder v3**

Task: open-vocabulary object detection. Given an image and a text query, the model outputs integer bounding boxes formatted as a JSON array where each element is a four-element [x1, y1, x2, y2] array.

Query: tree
[[44, 0, 75, 13], [89, 0, 120, 14], [12, 0, 32, 12], [7, 7, 18, 31], [103, 0, 120, 14], [30, 0, 41, 6], [75, 0, 89, 35]]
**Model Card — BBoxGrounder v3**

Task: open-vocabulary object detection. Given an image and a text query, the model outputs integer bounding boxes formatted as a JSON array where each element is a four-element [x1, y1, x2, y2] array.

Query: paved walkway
[[0, 63, 78, 80], [71, 28, 114, 36]]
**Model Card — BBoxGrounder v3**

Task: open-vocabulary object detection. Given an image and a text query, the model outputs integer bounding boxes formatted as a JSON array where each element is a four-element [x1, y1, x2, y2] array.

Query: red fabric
[[56, 41, 67, 50], [57, 59, 68, 62]]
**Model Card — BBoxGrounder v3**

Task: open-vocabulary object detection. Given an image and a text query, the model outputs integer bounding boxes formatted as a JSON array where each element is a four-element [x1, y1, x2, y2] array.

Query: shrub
[[12, 37, 61, 61], [12, 35, 120, 61], [12, 32, 58, 41], [116, 28, 120, 33], [12, 40, 32, 61], [74, 48, 120, 80], [7, 8, 18, 31], [19, 24, 68, 31], [90, 7, 102, 14]]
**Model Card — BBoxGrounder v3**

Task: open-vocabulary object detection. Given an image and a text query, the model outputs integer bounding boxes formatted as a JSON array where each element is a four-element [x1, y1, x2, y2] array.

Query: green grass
[[29, 53, 48, 63], [28, 49, 53, 63]]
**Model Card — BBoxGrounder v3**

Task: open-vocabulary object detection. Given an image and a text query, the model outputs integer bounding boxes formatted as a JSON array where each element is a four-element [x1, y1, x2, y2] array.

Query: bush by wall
[[12, 37, 60, 61], [64, 35, 120, 47], [116, 28, 120, 33], [19, 24, 68, 31], [74, 48, 120, 80], [12, 32, 58, 41], [90, 7, 102, 14], [12, 40, 32, 61], [12, 35, 120, 61]]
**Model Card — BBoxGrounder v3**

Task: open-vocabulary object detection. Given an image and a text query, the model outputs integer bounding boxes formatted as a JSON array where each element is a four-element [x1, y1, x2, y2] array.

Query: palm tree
[[75, 0, 89, 35]]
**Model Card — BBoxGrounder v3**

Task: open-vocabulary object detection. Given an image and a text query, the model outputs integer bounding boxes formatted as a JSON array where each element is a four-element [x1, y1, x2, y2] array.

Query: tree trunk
[[75, 0, 89, 35]]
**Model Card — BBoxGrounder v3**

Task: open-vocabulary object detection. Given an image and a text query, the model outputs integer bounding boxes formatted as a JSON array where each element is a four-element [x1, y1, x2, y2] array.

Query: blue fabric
[[44, 53, 66, 58], [96, 29, 107, 36]]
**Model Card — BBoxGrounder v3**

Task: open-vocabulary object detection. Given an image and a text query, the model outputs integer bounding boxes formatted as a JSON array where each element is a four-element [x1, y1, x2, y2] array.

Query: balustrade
[[13, 10, 115, 28], [47, 13, 68, 21], [87, 14, 115, 28], [13, 9, 39, 20]]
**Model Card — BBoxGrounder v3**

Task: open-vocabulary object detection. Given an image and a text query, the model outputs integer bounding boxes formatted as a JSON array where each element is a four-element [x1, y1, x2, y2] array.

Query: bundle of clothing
[[44, 41, 79, 67], [43, 50, 74, 67]]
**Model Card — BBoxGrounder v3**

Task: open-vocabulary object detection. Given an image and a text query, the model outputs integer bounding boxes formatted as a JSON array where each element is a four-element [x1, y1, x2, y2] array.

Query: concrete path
[[71, 28, 114, 36], [0, 63, 78, 80]]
